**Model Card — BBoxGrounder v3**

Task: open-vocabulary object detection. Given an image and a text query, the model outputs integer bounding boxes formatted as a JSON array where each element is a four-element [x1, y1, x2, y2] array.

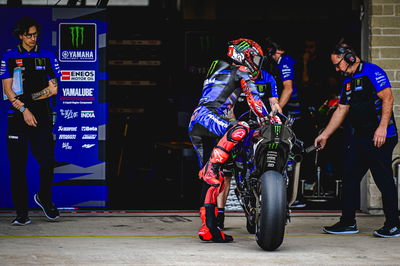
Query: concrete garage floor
[[0, 210, 399, 265]]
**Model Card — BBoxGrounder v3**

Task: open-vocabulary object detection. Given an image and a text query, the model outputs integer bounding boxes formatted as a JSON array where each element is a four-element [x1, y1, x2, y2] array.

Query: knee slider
[[227, 122, 249, 142]]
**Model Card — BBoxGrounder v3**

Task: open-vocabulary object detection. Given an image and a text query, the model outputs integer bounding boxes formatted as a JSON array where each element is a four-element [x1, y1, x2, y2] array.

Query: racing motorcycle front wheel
[[256, 170, 287, 251]]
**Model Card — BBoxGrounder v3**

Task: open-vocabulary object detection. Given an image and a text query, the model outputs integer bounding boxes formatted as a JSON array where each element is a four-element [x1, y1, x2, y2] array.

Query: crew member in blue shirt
[[0, 17, 61, 225], [263, 38, 306, 208], [315, 42, 400, 238]]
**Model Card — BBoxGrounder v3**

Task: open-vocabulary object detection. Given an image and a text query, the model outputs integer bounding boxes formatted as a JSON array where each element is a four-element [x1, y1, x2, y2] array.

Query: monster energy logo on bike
[[274, 125, 281, 134], [268, 143, 279, 149], [59, 23, 97, 62], [70, 26, 84, 48]]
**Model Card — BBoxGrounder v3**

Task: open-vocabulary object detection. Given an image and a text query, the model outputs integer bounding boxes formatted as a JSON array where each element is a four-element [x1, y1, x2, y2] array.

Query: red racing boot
[[198, 205, 233, 243]]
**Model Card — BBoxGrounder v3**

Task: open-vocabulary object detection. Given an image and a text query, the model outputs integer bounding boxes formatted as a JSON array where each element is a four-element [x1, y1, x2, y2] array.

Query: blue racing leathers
[[188, 59, 270, 167]]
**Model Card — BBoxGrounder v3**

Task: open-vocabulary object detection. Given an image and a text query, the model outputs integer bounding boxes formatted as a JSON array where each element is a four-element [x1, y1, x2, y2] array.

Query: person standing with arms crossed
[[315, 41, 400, 237], [1, 17, 61, 225]]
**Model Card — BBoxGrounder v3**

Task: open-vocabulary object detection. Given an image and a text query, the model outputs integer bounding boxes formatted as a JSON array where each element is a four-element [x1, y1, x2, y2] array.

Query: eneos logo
[[61, 70, 95, 82], [59, 23, 96, 62]]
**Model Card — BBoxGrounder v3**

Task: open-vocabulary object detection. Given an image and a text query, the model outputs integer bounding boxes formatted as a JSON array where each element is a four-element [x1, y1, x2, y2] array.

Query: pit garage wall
[[361, 0, 400, 214], [0, 8, 107, 209], [53, 8, 107, 209]]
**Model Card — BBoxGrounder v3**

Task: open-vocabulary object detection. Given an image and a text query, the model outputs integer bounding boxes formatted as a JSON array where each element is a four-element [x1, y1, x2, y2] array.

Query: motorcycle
[[231, 112, 318, 251]]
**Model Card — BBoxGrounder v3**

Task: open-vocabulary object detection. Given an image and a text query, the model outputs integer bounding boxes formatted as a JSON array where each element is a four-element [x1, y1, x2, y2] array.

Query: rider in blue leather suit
[[188, 38, 281, 242]]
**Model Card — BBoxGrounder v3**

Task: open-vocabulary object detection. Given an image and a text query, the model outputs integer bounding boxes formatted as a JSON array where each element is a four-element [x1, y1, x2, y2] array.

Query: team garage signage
[[53, 20, 107, 209]]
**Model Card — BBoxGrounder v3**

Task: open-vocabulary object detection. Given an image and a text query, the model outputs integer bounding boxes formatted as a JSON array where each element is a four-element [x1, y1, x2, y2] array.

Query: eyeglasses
[[23, 32, 38, 39], [333, 57, 344, 68]]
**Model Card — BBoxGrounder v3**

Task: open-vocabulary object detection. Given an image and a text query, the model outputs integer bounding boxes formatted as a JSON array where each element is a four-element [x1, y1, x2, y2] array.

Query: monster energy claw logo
[[236, 41, 250, 52], [268, 143, 279, 149], [59, 23, 96, 62], [274, 125, 281, 134], [207, 60, 218, 77], [70, 26, 84, 48]]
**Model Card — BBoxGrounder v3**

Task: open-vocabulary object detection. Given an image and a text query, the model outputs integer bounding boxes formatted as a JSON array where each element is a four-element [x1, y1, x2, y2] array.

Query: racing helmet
[[227, 38, 264, 79]]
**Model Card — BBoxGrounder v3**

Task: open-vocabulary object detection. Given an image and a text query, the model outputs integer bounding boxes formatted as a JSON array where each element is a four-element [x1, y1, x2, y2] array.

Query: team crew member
[[255, 69, 279, 103], [264, 38, 301, 121], [188, 38, 281, 242], [315, 42, 400, 237], [263, 38, 307, 208], [0, 17, 61, 225]]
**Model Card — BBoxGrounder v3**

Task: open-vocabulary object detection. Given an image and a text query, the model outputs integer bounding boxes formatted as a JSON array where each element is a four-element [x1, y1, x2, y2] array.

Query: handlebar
[[244, 114, 320, 153]]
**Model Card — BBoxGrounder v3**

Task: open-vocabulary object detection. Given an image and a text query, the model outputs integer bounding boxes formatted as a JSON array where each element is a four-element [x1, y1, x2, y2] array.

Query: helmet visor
[[253, 55, 264, 68]]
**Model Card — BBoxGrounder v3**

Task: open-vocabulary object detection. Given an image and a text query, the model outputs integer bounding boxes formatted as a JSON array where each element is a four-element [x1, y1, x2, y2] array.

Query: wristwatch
[[19, 106, 26, 113]]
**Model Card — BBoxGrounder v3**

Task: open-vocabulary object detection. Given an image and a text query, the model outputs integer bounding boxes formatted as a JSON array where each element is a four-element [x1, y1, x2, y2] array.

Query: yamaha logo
[[59, 23, 97, 62]]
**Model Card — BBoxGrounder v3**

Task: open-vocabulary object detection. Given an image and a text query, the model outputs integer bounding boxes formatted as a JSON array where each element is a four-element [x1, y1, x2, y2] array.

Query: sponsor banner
[[52, 18, 107, 209], [55, 19, 106, 170]]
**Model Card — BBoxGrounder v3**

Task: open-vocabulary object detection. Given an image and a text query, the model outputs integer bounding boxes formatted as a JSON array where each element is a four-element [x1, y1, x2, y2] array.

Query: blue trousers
[[341, 135, 399, 227]]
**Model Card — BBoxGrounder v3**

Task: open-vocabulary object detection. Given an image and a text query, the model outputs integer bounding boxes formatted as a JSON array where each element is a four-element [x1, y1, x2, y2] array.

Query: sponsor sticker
[[346, 82, 351, 91], [60, 88, 95, 101], [61, 70, 95, 82], [81, 110, 95, 118], [82, 144, 96, 149], [59, 23, 97, 62], [58, 126, 78, 132], [59, 134, 77, 140], [82, 134, 97, 140], [81, 126, 97, 131], [62, 142, 72, 150], [60, 109, 78, 119]]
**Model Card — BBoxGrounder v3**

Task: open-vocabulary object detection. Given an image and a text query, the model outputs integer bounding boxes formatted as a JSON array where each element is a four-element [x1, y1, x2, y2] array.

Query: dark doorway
[[106, 1, 362, 210]]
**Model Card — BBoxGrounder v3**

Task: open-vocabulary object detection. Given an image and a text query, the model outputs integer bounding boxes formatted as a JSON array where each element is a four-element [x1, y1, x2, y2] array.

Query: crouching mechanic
[[188, 38, 281, 242]]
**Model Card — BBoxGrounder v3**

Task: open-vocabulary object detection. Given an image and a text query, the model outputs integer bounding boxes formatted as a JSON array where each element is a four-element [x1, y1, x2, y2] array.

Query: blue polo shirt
[[0, 44, 61, 126], [255, 69, 278, 99], [275, 55, 301, 120], [339, 61, 397, 137]]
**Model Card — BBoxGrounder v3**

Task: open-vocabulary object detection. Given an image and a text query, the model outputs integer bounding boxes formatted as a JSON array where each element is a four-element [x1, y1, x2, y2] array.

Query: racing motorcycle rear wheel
[[256, 170, 287, 251]]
